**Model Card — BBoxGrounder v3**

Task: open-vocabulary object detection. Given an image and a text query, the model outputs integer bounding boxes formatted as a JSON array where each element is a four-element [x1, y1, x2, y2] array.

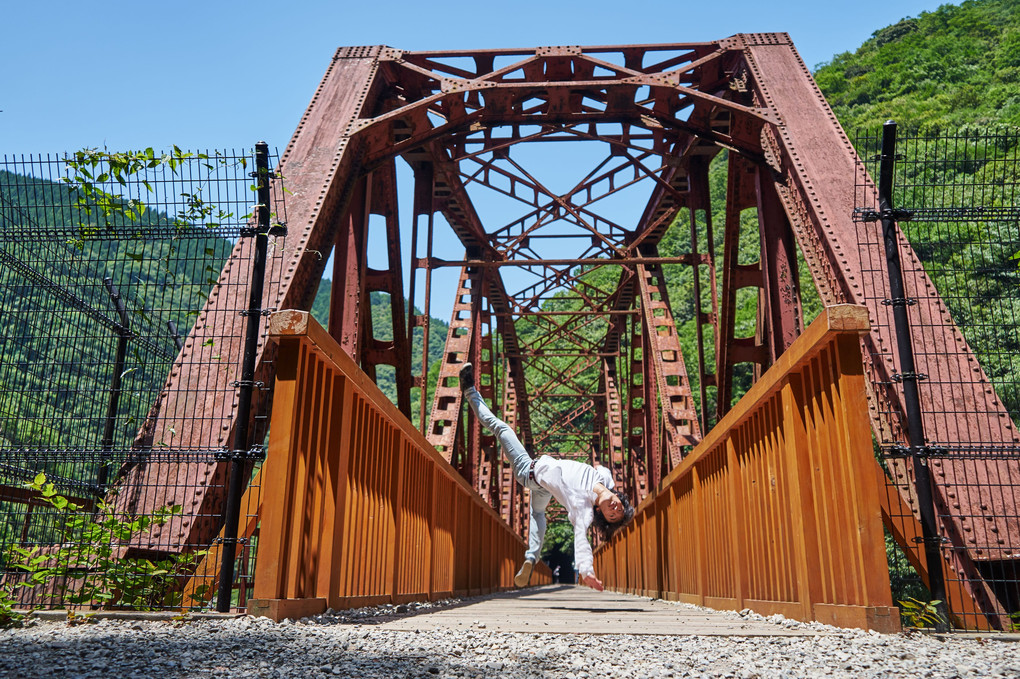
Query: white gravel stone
[[1, 602, 1017, 678]]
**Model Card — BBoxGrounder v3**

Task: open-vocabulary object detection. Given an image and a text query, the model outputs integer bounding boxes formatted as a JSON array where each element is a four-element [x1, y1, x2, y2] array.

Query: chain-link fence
[[855, 124, 1020, 631], [0, 146, 285, 614]]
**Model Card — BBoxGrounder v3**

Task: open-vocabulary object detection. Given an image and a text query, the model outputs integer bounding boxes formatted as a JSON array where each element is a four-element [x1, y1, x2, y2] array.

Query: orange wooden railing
[[595, 305, 901, 632], [250, 310, 548, 620]]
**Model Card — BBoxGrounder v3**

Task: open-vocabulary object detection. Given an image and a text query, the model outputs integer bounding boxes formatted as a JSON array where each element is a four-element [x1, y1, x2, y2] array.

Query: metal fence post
[[216, 142, 272, 612], [98, 277, 131, 490], [876, 120, 950, 631]]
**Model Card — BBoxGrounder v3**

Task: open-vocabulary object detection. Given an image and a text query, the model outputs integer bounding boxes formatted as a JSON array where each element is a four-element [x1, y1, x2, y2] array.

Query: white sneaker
[[514, 560, 534, 588]]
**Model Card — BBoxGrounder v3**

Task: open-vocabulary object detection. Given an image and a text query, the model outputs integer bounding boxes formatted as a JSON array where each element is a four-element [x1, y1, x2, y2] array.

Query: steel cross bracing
[[121, 36, 1019, 621]]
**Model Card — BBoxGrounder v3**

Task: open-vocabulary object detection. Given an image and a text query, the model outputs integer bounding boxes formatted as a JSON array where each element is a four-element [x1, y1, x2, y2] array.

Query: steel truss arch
[[121, 37, 1020, 627]]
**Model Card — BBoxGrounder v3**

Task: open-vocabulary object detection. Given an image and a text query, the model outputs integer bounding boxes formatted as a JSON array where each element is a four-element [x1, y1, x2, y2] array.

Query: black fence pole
[[216, 142, 272, 613], [877, 120, 950, 631], [98, 277, 131, 490], [167, 320, 184, 352]]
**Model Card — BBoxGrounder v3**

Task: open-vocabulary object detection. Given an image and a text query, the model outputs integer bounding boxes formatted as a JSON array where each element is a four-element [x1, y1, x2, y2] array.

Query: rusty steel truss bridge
[[108, 35, 1020, 627]]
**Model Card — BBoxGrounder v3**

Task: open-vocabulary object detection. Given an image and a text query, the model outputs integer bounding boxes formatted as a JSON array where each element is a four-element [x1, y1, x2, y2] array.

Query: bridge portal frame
[[129, 36, 1017, 626]]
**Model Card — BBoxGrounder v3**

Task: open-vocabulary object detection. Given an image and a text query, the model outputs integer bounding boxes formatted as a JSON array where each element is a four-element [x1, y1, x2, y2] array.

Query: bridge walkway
[[374, 585, 831, 636]]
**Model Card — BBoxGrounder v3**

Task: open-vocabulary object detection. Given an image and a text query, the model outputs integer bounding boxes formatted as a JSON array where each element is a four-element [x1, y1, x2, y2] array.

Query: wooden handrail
[[595, 305, 901, 632], [249, 311, 548, 620]]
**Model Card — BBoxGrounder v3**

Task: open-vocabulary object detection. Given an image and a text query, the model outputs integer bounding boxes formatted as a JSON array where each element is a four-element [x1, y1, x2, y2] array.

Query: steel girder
[[124, 36, 1018, 600], [637, 259, 701, 460], [740, 36, 1020, 584], [329, 162, 413, 418], [595, 356, 627, 489]]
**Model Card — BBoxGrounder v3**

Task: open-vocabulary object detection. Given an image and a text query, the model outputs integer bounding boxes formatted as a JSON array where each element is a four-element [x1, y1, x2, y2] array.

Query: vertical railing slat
[[252, 337, 302, 601], [320, 373, 350, 608], [836, 332, 893, 607], [726, 438, 747, 608], [781, 374, 819, 622]]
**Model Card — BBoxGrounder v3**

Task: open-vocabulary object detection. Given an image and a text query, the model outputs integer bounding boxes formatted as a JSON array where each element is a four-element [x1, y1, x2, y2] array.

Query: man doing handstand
[[459, 362, 634, 590]]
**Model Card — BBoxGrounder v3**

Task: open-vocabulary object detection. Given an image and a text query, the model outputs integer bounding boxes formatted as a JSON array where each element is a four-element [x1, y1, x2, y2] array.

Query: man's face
[[599, 493, 624, 523]]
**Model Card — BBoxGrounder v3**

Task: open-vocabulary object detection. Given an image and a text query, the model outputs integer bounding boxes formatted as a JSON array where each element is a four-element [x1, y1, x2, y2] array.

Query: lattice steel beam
[[636, 260, 701, 467], [426, 268, 477, 463]]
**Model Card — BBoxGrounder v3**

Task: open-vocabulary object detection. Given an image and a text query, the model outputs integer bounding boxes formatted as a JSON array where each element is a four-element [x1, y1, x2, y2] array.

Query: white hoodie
[[532, 456, 614, 578]]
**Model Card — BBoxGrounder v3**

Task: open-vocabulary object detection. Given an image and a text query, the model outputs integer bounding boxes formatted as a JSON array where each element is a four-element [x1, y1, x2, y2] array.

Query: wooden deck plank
[[374, 585, 832, 636]]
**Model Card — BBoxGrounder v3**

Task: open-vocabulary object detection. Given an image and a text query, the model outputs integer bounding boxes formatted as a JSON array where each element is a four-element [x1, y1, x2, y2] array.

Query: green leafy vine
[[1, 473, 206, 627]]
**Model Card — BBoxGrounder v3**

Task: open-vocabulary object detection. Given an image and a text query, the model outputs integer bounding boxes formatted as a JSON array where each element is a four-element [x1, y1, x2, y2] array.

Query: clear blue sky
[[3, 0, 950, 157]]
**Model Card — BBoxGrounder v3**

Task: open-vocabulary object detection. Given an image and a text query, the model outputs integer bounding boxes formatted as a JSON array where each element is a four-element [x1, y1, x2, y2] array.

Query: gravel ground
[[1, 599, 1018, 679]]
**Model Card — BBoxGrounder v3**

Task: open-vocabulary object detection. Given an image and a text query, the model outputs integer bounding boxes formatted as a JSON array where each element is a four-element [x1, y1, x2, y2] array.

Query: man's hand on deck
[[582, 574, 604, 591]]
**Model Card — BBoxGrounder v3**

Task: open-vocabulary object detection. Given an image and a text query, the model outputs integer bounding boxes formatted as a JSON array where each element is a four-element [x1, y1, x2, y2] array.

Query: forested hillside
[[814, 0, 1020, 130], [0, 170, 233, 451]]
